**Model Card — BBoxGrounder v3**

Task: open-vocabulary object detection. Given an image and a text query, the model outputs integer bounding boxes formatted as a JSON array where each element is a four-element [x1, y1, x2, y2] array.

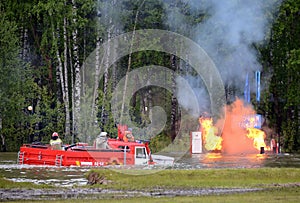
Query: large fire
[[199, 99, 269, 154], [199, 117, 222, 151]]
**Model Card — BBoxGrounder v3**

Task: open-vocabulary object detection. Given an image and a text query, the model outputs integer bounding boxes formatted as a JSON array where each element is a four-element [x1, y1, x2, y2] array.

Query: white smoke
[[165, 0, 281, 114], [195, 0, 281, 84], [176, 76, 210, 117]]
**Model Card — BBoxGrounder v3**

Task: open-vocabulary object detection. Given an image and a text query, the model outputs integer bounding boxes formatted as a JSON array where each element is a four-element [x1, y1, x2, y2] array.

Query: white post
[[123, 146, 127, 165]]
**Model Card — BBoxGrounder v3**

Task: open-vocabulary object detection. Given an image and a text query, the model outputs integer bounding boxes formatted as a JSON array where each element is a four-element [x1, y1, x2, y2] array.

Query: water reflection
[[0, 152, 17, 165], [0, 152, 88, 187], [1, 165, 89, 187], [174, 153, 262, 169], [173, 152, 300, 169], [201, 153, 267, 168]]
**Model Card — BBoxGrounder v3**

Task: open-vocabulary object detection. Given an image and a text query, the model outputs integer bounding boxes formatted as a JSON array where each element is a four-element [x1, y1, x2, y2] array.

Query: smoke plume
[[166, 0, 281, 113]]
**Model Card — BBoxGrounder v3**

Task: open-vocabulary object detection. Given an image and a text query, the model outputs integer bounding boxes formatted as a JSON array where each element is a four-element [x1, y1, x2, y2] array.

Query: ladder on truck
[[17, 151, 25, 165], [55, 155, 63, 167]]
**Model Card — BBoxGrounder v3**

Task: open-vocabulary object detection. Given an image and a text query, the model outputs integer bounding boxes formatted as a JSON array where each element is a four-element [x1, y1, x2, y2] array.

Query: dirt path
[[0, 187, 262, 201]]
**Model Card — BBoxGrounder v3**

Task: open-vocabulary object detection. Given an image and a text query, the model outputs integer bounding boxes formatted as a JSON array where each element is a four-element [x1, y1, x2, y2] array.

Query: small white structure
[[191, 131, 202, 153], [151, 154, 175, 166]]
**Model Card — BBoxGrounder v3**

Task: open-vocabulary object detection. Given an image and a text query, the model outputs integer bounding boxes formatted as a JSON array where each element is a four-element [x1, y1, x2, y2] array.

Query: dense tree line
[[260, 0, 300, 152], [0, 0, 299, 152]]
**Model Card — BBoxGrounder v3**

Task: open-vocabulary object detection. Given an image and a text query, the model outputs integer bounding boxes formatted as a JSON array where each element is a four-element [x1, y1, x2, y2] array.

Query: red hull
[[18, 139, 152, 167]]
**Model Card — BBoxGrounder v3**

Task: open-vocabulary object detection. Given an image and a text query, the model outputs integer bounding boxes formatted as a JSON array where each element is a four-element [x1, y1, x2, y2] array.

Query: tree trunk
[[101, 18, 113, 125], [63, 16, 71, 142], [120, 0, 145, 124], [148, 88, 153, 125], [111, 31, 118, 124], [53, 28, 63, 99], [170, 54, 178, 141], [52, 19, 70, 143], [91, 36, 102, 122], [20, 27, 29, 62], [0, 117, 5, 152], [68, 37, 75, 142], [72, 0, 81, 138], [81, 27, 89, 142]]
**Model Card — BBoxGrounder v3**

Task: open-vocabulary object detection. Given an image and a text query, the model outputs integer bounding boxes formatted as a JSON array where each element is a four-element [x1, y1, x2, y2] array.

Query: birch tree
[[72, 0, 81, 138], [63, 14, 71, 141]]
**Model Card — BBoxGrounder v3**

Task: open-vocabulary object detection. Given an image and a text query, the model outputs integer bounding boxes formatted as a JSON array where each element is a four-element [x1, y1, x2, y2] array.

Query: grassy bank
[[1, 168, 300, 190], [3, 187, 300, 203], [85, 168, 300, 190], [1, 168, 300, 202]]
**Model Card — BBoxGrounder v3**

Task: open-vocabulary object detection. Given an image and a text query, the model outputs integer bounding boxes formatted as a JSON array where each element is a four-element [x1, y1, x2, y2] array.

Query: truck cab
[[107, 139, 152, 165], [134, 146, 149, 165]]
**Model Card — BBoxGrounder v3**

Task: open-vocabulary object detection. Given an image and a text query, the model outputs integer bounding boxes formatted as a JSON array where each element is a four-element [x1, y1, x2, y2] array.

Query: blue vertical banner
[[255, 71, 261, 102], [244, 73, 250, 103]]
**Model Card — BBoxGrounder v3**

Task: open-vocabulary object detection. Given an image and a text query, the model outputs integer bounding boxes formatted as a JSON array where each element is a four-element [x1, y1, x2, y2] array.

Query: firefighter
[[95, 132, 111, 149], [123, 130, 135, 142], [50, 132, 63, 150]]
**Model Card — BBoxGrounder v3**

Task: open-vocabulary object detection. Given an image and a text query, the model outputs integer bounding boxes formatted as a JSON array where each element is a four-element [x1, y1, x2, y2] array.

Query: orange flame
[[199, 98, 270, 154], [246, 128, 267, 151], [199, 117, 222, 151]]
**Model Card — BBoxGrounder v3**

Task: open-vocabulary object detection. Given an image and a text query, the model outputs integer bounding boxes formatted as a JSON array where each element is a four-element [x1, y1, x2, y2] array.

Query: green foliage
[[149, 133, 172, 153], [97, 85, 118, 138], [282, 120, 298, 152], [1, 0, 299, 152], [260, 0, 300, 152], [0, 11, 36, 151], [36, 87, 66, 143], [286, 49, 300, 108]]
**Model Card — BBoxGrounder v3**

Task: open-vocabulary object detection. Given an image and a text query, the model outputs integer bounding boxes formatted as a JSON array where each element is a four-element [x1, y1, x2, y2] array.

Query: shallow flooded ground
[[0, 152, 300, 187], [175, 152, 300, 169], [0, 152, 300, 201], [0, 153, 88, 187]]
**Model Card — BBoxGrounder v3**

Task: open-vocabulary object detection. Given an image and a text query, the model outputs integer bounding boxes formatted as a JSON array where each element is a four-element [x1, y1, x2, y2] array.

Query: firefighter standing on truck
[[95, 132, 111, 149], [123, 129, 135, 142], [50, 132, 63, 150]]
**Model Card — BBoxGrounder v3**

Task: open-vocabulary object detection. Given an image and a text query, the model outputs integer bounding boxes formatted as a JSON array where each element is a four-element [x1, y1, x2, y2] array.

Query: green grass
[[85, 168, 300, 190], [1, 168, 300, 202], [1, 168, 299, 190]]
